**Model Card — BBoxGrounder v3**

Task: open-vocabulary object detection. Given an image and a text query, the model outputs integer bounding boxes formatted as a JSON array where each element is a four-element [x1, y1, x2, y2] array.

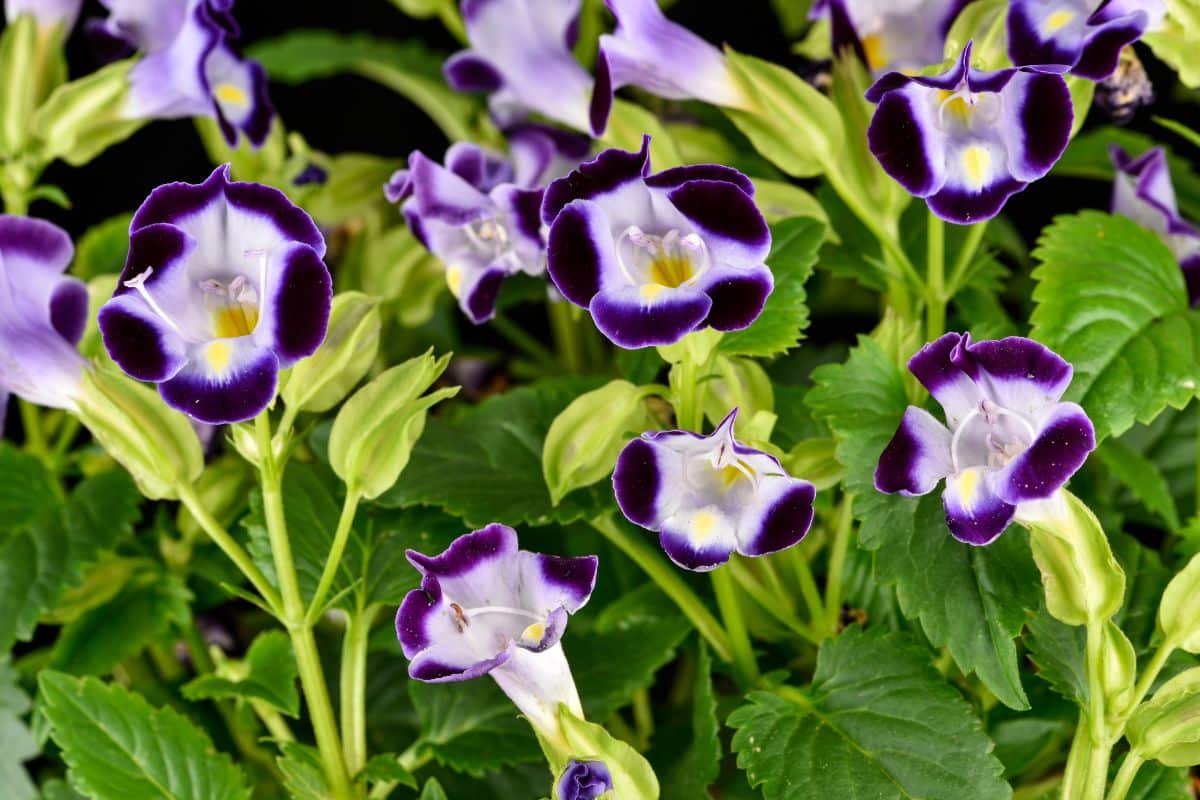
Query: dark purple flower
[[543, 137, 772, 348], [810, 0, 972, 75], [865, 42, 1073, 224], [1110, 146, 1200, 305], [613, 409, 815, 571], [875, 333, 1095, 546], [97, 165, 331, 425], [1008, 0, 1165, 80], [557, 760, 614, 800]]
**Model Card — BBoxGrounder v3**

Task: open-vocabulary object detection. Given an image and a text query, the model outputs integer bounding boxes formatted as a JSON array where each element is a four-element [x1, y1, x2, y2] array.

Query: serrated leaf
[[409, 678, 541, 775], [1025, 602, 1088, 706], [663, 642, 719, 800], [276, 742, 328, 800], [38, 672, 251, 800], [420, 778, 449, 800], [182, 631, 300, 717], [1096, 438, 1182, 531], [727, 628, 1010, 800], [718, 217, 823, 357], [1031, 212, 1200, 441], [356, 754, 417, 790], [0, 443, 58, 529], [0, 659, 37, 800]]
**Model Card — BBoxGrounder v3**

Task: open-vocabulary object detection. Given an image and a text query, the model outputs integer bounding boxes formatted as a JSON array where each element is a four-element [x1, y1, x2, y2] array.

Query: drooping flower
[[397, 524, 598, 742], [92, 0, 273, 146], [0, 216, 88, 412], [543, 137, 772, 348], [445, 0, 605, 135], [592, 0, 748, 114], [1008, 0, 1166, 80], [875, 333, 1096, 545], [5, 0, 81, 30], [810, 0, 972, 75], [865, 42, 1073, 224], [557, 760, 614, 800], [97, 165, 331, 425], [613, 408, 815, 571], [1110, 145, 1200, 305]]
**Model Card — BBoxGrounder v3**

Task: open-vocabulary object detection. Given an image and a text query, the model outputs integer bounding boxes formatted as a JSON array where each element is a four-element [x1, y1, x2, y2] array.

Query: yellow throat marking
[[521, 622, 546, 643], [215, 82, 249, 106], [204, 340, 233, 373], [1045, 10, 1075, 33], [446, 266, 464, 298], [862, 33, 887, 73], [692, 510, 719, 543], [957, 468, 982, 506], [937, 90, 974, 122], [961, 146, 991, 189], [213, 304, 258, 338], [648, 254, 693, 288]]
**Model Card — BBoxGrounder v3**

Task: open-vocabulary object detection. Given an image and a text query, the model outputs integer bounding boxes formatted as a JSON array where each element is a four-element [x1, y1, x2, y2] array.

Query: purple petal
[[443, 50, 504, 92], [867, 86, 944, 197], [506, 123, 592, 188], [407, 523, 518, 580], [257, 242, 332, 367], [159, 338, 279, 424], [999, 71, 1073, 183], [658, 506, 738, 571], [491, 184, 544, 251], [546, 199, 620, 307], [736, 480, 816, 557], [529, 552, 598, 614], [995, 402, 1095, 504], [49, 279, 88, 345], [0, 215, 73, 274], [445, 142, 514, 192], [589, 284, 712, 348], [97, 294, 188, 382], [875, 406, 955, 496], [206, 46, 274, 147], [542, 136, 652, 225], [407, 151, 493, 225], [665, 179, 770, 267], [907, 333, 981, 428], [942, 468, 1015, 546], [697, 264, 773, 332], [950, 334, 1074, 413], [557, 760, 614, 800], [646, 164, 756, 196], [384, 169, 413, 205], [926, 173, 1027, 225], [454, 263, 507, 324], [613, 437, 676, 528]]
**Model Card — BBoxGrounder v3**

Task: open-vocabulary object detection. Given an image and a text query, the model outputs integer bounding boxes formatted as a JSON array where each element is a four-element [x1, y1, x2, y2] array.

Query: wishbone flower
[[876, 333, 1096, 545], [810, 0, 971, 75], [1007, 0, 1165, 80]]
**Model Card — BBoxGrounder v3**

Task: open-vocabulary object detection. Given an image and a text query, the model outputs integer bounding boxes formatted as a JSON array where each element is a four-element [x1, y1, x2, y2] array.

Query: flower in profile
[[613, 409, 815, 571], [92, 0, 273, 146], [593, 0, 748, 114], [543, 137, 772, 349], [397, 524, 598, 742], [875, 333, 1096, 545], [866, 42, 1073, 224], [98, 165, 331, 425], [445, 0, 605, 135], [5, 0, 81, 30], [0, 216, 88, 412], [810, 0, 971, 75], [557, 760, 614, 800], [1008, 0, 1166, 80], [1110, 145, 1200, 305]]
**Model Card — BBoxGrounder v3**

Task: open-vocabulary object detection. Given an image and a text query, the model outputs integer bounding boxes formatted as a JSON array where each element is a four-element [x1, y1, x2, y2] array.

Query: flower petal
[[445, 142, 515, 192], [613, 436, 684, 529], [735, 479, 816, 557], [658, 505, 738, 571], [867, 84, 946, 198], [97, 293, 188, 382], [696, 263, 773, 333], [941, 467, 1015, 546], [158, 337, 279, 424], [406, 152, 494, 225], [546, 199, 620, 306], [907, 332, 980, 428], [443, 50, 504, 92], [49, 278, 88, 345], [398, 575, 516, 682], [542, 136, 651, 225], [0, 214, 73, 275], [875, 406, 954, 495], [645, 163, 756, 196], [406, 523, 520, 604], [520, 551, 598, 615], [995, 401, 1095, 504], [950, 334, 1073, 415], [450, 263, 507, 324], [999, 71, 1073, 183], [255, 241, 332, 367], [205, 45, 273, 147], [664, 179, 770, 267], [589, 284, 712, 348]]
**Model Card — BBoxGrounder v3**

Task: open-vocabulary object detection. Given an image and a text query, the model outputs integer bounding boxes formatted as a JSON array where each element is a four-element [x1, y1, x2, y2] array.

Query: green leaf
[[1095, 439, 1181, 530], [420, 778, 449, 800], [356, 754, 417, 790], [71, 213, 132, 280], [807, 336, 1038, 709], [0, 443, 58, 530], [182, 631, 300, 717], [1126, 761, 1193, 800], [1031, 212, 1200, 440], [663, 642, 719, 800], [728, 628, 1009, 800], [555, 707, 660, 799], [38, 672, 251, 800], [718, 217, 823, 357], [409, 678, 541, 776], [1025, 601, 1088, 706], [276, 743, 328, 800], [378, 378, 614, 527], [0, 659, 37, 800]]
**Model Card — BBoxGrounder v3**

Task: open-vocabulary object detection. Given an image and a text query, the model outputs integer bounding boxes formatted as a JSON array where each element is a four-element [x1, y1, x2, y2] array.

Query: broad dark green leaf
[[1025, 602, 1087, 706], [663, 642, 719, 800], [71, 213, 132, 280], [1095, 439, 1181, 530], [409, 678, 541, 776], [182, 631, 300, 717], [38, 672, 251, 800], [0, 659, 36, 800], [1126, 761, 1193, 800], [0, 443, 58, 530], [276, 743, 328, 800], [727, 628, 1010, 800], [356, 754, 417, 790], [989, 716, 1071, 780]]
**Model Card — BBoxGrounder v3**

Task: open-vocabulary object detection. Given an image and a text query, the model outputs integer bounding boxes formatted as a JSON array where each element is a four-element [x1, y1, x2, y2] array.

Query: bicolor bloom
[[866, 43, 1073, 224], [5, 0, 81, 29], [445, 0, 605, 135], [875, 334, 1096, 546], [97, 165, 331, 425], [94, 0, 273, 146], [1110, 146, 1200, 305], [810, 0, 972, 75], [543, 137, 772, 349], [613, 409, 815, 571], [1008, 0, 1166, 80], [593, 0, 748, 114], [0, 216, 88, 412], [397, 524, 598, 741], [557, 760, 614, 800]]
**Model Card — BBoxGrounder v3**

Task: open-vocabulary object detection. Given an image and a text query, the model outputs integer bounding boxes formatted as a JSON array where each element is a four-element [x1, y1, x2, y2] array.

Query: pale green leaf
[[182, 631, 300, 717]]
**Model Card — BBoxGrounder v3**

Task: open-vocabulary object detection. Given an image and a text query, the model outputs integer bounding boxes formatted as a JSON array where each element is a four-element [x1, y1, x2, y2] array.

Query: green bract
[[281, 292, 381, 414]]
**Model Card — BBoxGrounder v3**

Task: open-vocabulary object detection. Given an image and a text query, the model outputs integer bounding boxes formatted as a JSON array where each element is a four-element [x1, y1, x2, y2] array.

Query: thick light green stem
[[925, 211, 945, 341], [824, 493, 855, 635], [1105, 751, 1145, 800], [1070, 618, 1113, 800], [945, 221, 988, 295], [19, 400, 46, 456], [1119, 636, 1177, 728], [711, 566, 759, 688], [307, 487, 361, 624], [548, 300, 585, 375], [728, 558, 819, 645], [786, 547, 828, 636], [340, 605, 376, 775]]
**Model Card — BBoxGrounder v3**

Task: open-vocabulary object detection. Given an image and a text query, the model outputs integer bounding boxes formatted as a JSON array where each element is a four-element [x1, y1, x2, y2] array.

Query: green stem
[[589, 514, 733, 663], [19, 400, 47, 456], [370, 745, 433, 800], [1105, 751, 1145, 800], [340, 605, 377, 775], [945, 221, 988, 296], [925, 211, 946, 341], [1195, 400, 1200, 519], [491, 312, 560, 371], [548, 300, 585, 375], [711, 566, 759, 688], [50, 415, 81, 461], [251, 699, 297, 744], [255, 415, 355, 800], [306, 488, 362, 624], [632, 689, 654, 748], [1080, 618, 1113, 800], [824, 493, 855, 635], [728, 558, 820, 645], [786, 547, 829, 636], [1123, 637, 1177, 725]]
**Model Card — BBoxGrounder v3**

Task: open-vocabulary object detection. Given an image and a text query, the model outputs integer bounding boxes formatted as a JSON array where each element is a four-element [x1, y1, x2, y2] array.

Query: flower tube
[[5, 0, 81, 30]]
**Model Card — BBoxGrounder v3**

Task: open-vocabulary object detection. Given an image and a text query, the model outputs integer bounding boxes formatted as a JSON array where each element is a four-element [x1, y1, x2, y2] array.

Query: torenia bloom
[[0, 217, 88, 411], [5, 0, 81, 30], [875, 334, 1096, 546], [543, 137, 772, 349], [593, 0, 748, 112], [445, 0, 605, 135], [613, 409, 815, 571], [866, 43, 1073, 224], [98, 165, 332, 425], [1110, 146, 1200, 305], [810, 0, 971, 74], [397, 524, 598, 742], [96, 0, 273, 146], [1008, 0, 1166, 80], [557, 760, 614, 800]]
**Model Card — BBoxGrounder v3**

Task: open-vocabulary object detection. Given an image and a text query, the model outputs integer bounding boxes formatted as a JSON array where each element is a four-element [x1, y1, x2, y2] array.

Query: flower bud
[[1099, 620, 1137, 719], [703, 356, 775, 444], [1126, 667, 1200, 768], [543, 380, 657, 506], [280, 292, 380, 414], [1157, 551, 1200, 653], [32, 59, 143, 166], [175, 455, 253, 542], [547, 706, 659, 800]]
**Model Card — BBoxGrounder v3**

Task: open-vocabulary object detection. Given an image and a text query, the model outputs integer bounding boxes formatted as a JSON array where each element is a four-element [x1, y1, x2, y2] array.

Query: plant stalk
[[711, 566, 760, 688]]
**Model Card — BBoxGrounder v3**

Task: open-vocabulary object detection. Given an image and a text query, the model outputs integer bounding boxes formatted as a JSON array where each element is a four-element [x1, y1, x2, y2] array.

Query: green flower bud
[[0, 13, 38, 157], [281, 292, 381, 414], [32, 59, 144, 166], [1099, 620, 1138, 719], [537, 705, 659, 800], [1126, 667, 1200, 767], [1157, 551, 1200, 653], [543, 380, 657, 506], [703, 356, 775, 443]]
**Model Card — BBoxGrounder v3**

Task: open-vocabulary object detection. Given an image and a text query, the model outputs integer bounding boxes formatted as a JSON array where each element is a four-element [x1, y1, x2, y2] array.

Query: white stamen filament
[[949, 400, 1039, 473], [462, 605, 543, 622], [244, 249, 269, 322], [123, 267, 191, 340]]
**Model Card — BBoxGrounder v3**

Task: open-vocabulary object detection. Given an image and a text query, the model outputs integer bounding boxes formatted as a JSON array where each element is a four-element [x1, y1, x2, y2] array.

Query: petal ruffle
[[546, 199, 620, 306], [542, 136, 652, 225], [256, 242, 332, 367], [696, 263, 773, 333], [158, 337, 278, 424], [589, 284, 712, 348], [97, 293, 188, 382], [950, 334, 1073, 415], [736, 479, 816, 558], [875, 406, 954, 495]]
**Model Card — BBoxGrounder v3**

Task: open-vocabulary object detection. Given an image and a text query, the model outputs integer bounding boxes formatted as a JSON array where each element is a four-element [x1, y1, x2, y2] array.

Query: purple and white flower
[[445, 0, 605, 135], [1110, 146, 1200, 305], [810, 0, 972, 75], [543, 137, 772, 349], [613, 408, 815, 571], [5, 0, 81, 30], [865, 43, 1073, 224], [97, 165, 331, 425], [592, 0, 748, 114], [0, 216, 88, 412], [93, 0, 273, 146], [1008, 0, 1166, 81], [397, 524, 598, 740], [557, 760, 614, 800], [875, 333, 1096, 546]]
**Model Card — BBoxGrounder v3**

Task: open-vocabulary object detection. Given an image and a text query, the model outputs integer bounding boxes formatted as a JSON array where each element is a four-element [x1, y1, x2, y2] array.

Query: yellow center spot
[[957, 467, 982, 506], [204, 340, 233, 373], [214, 82, 249, 106], [648, 255, 693, 288], [862, 33, 887, 72], [212, 304, 258, 338], [1045, 10, 1075, 32], [521, 622, 546, 643], [446, 266, 464, 297], [961, 145, 991, 189], [937, 90, 974, 122], [692, 510, 718, 542], [719, 460, 756, 488], [639, 283, 665, 301]]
